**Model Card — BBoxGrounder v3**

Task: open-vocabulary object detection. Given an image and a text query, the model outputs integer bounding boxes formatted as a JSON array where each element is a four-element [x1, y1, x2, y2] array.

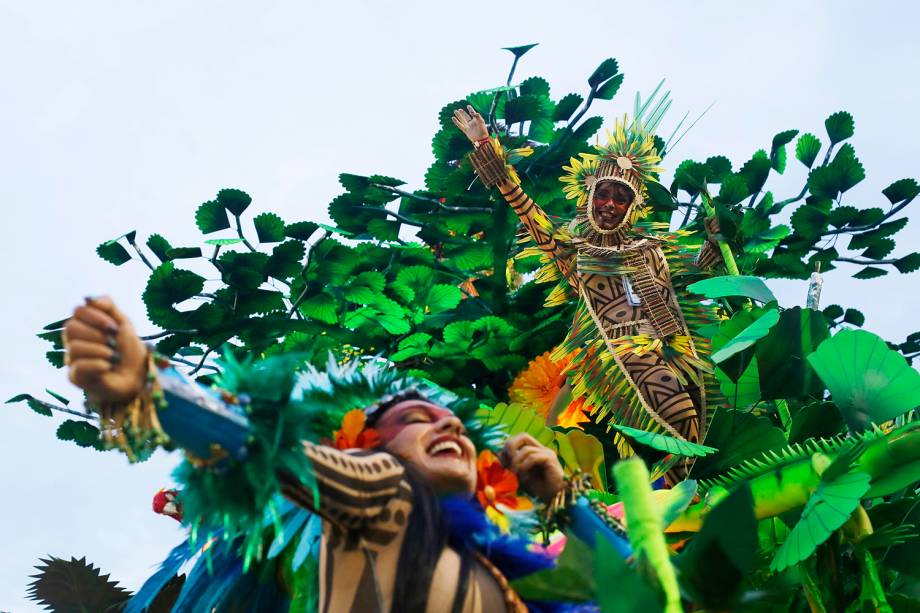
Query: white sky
[[1, 0, 918, 609]]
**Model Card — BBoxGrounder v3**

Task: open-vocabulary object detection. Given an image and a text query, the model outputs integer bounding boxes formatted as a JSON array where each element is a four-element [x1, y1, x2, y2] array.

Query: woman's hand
[[63, 296, 148, 404], [451, 105, 490, 143], [501, 433, 565, 504]]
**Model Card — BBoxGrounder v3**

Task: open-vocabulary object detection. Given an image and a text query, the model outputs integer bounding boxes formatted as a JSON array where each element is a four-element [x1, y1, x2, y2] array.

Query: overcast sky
[[2, 0, 918, 609]]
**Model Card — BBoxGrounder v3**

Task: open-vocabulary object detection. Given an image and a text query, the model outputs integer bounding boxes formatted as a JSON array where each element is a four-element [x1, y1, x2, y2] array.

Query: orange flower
[[509, 351, 572, 418], [557, 396, 590, 429], [332, 409, 381, 450], [476, 450, 530, 510]]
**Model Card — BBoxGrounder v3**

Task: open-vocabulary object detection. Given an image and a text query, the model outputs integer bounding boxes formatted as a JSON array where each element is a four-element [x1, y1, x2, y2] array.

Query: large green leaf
[[711, 308, 780, 363], [594, 538, 663, 612], [676, 483, 758, 609], [687, 275, 776, 303], [553, 93, 583, 121], [715, 356, 760, 409], [475, 402, 578, 469], [770, 471, 871, 571], [611, 424, 718, 457], [807, 329, 920, 430], [56, 420, 104, 449], [755, 306, 830, 400], [588, 58, 619, 87], [27, 557, 131, 612], [691, 410, 786, 480], [285, 221, 320, 241], [883, 178, 920, 206]]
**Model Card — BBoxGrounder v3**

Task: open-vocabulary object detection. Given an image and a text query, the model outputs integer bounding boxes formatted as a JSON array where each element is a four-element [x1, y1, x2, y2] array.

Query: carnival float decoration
[[13, 45, 920, 611]]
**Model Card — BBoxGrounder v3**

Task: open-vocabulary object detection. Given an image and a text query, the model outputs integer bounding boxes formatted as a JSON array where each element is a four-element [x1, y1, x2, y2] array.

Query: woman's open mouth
[[427, 437, 464, 458]]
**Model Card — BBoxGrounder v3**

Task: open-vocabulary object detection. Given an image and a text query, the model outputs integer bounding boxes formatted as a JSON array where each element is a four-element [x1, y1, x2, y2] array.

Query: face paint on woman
[[374, 400, 478, 495]]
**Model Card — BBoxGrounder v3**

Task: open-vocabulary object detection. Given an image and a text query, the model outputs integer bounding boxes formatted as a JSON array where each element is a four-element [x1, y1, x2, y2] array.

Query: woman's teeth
[[428, 440, 463, 457]]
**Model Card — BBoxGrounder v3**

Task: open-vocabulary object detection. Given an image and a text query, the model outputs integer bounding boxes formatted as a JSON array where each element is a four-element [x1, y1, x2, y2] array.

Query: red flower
[[475, 450, 525, 512], [333, 409, 381, 450]]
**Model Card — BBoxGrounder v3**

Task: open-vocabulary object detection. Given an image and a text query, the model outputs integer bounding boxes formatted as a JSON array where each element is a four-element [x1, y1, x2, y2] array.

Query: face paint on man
[[591, 181, 635, 230]]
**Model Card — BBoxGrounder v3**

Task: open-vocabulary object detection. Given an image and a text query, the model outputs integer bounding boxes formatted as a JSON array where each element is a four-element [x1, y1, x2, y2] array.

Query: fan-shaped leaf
[[895, 252, 920, 274], [594, 74, 624, 101], [553, 93, 583, 122], [807, 329, 920, 430], [883, 178, 920, 206], [770, 472, 870, 571], [691, 410, 786, 480], [28, 556, 131, 611], [217, 188, 252, 216], [254, 212, 286, 243], [825, 111, 854, 145], [795, 133, 822, 168], [853, 266, 887, 280], [195, 200, 230, 234]]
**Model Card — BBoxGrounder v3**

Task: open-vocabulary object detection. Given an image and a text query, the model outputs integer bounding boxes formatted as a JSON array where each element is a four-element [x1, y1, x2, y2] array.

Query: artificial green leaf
[[807, 143, 865, 199], [795, 133, 822, 168], [677, 483, 758, 609], [27, 557, 131, 612], [853, 266, 887, 280], [503, 43, 538, 59], [56, 420, 103, 449], [822, 304, 844, 321], [770, 129, 799, 173], [861, 237, 895, 259], [717, 174, 750, 205], [553, 93, 583, 122], [519, 76, 550, 98], [254, 212, 286, 243], [611, 423, 718, 457], [711, 309, 780, 363], [755, 307, 830, 400], [588, 58, 619, 87], [44, 389, 70, 406], [146, 234, 173, 263], [691, 410, 786, 480], [165, 247, 202, 259], [266, 240, 306, 279], [504, 95, 551, 124], [849, 218, 909, 250], [843, 308, 865, 327], [424, 284, 462, 314], [827, 205, 858, 228], [46, 351, 65, 368], [476, 402, 578, 469], [770, 472, 870, 571], [298, 293, 338, 324], [512, 533, 595, 603], [738, 149, 771, 195], [285, 221, 320, 241], [96, 240, 131, 266], [390, 332, 433, 362], [203, 238, 244, 246], [704, 156, 732, 182], [594, 538, 662, 612], [367, 218, 400, 241], [790, 204, 829, 239], [6, 394, 54, 417], [195, 199, 231, 234], [217, 188, 252, 216], [594, 74, 624, 100], [788, 401, 844, 444], [715, 355, 760, 409], [825, 110, 854, 145], [883, 178, 920, 206], [807, 329, 920, 430], [142, 262, 205, 329], [687, 275, 776, 303], [895, 252, 920, 273]]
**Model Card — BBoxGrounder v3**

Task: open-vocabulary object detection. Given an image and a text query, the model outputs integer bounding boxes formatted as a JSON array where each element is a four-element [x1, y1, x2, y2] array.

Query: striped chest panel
[[577, 243, 683, 336]]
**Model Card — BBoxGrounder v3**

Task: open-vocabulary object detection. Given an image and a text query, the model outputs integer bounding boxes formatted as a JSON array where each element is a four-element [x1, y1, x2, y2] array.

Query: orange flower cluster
[[475, 450, 532, 530], [332, 409, 381, 450], [509, 350, 590, 428]]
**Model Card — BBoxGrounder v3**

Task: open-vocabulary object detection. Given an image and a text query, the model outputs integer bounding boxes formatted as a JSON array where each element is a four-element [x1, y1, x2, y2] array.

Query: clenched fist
[[63, 296, 148, 404]]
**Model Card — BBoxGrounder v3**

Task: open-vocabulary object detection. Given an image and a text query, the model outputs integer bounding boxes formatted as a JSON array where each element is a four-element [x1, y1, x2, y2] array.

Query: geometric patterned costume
[[469, 115, 725, 480]]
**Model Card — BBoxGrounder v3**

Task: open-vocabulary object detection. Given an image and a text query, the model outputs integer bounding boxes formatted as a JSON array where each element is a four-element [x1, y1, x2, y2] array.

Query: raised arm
[[63, 297, 410, 532], [452, 106, 576, 287]]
